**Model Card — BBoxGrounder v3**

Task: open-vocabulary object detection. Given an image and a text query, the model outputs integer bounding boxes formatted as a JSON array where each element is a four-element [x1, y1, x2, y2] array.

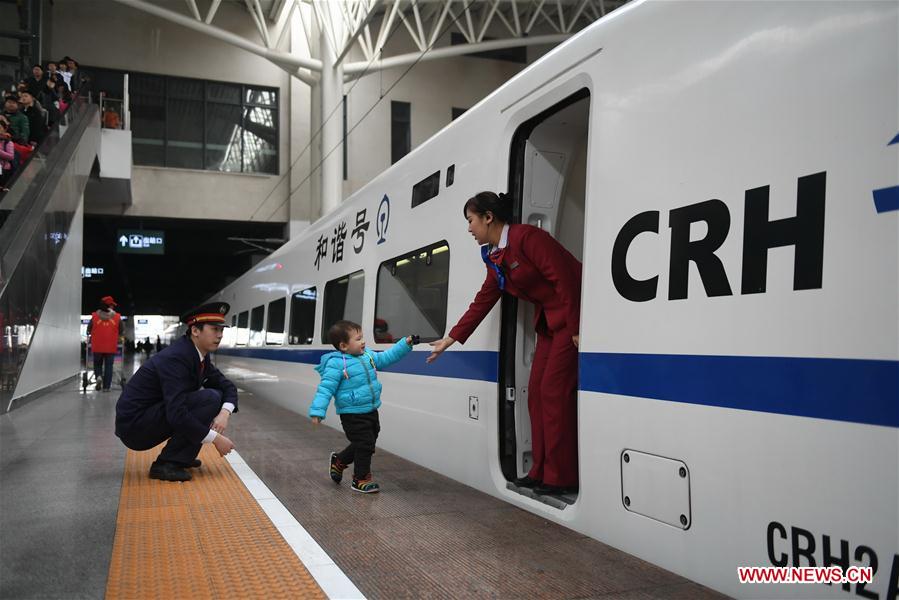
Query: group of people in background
[[1, 57, 85, 192], [134, 336, 164, 357]]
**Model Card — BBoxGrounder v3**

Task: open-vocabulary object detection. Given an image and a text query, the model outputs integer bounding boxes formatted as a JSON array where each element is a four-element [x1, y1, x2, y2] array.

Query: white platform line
[[226, 450, 366, 600]]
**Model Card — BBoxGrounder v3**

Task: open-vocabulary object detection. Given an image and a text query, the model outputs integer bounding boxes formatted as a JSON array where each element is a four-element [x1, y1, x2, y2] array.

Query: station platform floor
[[1, 356, 728, 599]]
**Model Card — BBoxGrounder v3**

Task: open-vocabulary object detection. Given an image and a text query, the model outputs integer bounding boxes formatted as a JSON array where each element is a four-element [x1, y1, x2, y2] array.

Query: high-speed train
[[211, 1, 898, 597]]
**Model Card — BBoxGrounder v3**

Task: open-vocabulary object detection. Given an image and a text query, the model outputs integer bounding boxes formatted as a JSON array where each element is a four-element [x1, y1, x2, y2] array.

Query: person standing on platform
[[115, 303, 237, 482], [87, 295, 121, 392], [308, 320, 416, 494], [427, 191, 582, 495]]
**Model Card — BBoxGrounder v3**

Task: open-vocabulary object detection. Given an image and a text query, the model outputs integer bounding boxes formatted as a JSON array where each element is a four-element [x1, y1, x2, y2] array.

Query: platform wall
[[13, 200, 85, 401]]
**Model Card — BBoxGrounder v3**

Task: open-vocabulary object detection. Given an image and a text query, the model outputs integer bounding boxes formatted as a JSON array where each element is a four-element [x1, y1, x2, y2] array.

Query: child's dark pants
[[337, 410, 380, 478]]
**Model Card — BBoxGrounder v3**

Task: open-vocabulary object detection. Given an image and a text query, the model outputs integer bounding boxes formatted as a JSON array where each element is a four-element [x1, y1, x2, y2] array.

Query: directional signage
[[117, 230, 165, 255], [81, 266, 105, 281]]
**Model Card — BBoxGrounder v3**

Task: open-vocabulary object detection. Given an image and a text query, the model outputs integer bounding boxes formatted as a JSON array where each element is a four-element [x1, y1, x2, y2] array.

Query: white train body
[[211, 1, 898, 597]]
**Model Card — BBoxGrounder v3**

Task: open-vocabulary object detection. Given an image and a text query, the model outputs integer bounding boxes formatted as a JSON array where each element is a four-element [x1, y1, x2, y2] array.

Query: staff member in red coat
[[428, 191, 582, 495], [87, 295, 121, 391]]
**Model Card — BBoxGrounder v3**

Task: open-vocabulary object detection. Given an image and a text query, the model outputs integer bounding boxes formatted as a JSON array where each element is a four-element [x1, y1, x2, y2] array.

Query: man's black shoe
[[149, 461, 192, 482], [534, 483, 578, 495], [513, 475, 541, 488], [188, 459, 202, 468]]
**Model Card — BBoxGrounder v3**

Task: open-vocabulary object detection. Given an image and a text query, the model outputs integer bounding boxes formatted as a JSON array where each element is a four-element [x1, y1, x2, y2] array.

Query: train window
[[391, 101, 410, 164], [446, 164, 455, 187], [249, 305, 265, 346], [266, 297, 286, 345], [222, 314, 237, 346], [289, 287, 317, 345], [322, 270, 365, 344], [411, 170, 440, 208], [236, 311, 249, 345], [374, 242, 449, 344]]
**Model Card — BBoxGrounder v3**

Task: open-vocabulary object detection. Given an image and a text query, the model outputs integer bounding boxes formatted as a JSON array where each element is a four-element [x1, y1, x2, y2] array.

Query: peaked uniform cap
[[182, 302, 230, 327], [101, 295, 117, 306]]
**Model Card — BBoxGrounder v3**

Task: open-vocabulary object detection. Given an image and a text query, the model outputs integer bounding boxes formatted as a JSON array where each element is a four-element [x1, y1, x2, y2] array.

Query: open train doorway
[[500, 89, 589, 507]]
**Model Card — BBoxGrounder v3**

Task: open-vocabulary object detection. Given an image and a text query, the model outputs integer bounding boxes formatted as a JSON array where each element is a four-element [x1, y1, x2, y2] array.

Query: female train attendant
[[427, 191, 582, 495]]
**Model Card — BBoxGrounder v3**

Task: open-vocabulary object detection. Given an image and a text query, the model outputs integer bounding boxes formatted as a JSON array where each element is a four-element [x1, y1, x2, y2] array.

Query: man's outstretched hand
[[212, 434, 235, 456]]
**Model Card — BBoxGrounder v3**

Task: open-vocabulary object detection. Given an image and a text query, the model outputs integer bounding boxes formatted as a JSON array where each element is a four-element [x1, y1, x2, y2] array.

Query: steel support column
[[319, 8, 344, 217]]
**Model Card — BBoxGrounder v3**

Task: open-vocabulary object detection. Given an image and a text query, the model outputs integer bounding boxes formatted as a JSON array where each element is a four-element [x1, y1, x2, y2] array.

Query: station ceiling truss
[[112, 0, 630, 84]]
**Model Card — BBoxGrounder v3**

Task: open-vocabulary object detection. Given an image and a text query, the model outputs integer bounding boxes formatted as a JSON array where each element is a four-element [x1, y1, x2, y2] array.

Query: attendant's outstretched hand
[[426, 337, 455, 364], [572, 335, 579, 348]]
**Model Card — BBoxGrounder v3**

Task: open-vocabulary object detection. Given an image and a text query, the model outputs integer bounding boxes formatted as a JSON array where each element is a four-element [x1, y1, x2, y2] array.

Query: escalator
[[0, 98, 100, 412]]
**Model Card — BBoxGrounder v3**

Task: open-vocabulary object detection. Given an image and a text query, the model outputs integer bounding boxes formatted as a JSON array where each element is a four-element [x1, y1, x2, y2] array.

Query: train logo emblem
[[376, 195, 390, 244]]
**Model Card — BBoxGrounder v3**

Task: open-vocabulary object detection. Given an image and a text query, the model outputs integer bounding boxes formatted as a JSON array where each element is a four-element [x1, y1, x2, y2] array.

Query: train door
[[499, 89, 589, 503]]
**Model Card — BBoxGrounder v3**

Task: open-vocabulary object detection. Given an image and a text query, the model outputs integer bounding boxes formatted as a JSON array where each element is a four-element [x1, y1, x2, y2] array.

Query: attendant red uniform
[[89, 306, 120, 354], [88, 295, 121, 391], [449, 224, 581, 488]]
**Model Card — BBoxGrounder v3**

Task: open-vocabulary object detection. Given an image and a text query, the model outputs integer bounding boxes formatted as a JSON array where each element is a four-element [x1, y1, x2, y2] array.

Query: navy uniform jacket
[[115, 336, 238, 444]]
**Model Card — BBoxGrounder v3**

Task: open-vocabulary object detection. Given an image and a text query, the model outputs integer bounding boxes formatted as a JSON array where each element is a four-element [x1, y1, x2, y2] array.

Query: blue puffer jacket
[[308, 339, 413, 419]]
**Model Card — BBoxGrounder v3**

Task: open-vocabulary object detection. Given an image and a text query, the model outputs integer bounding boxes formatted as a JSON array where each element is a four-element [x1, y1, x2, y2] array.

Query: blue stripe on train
[[579, 353, 898, 429], [216, 348, 898, 428], [216, 348, 499, 382]]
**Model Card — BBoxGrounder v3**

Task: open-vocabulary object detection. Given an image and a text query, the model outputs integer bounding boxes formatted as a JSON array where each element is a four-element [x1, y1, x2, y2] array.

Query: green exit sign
[[117, 230, 165, 255]]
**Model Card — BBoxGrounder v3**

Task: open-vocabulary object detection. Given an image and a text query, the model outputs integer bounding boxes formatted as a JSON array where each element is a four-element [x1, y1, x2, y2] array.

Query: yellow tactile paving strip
[[106, 444, 326, 600]]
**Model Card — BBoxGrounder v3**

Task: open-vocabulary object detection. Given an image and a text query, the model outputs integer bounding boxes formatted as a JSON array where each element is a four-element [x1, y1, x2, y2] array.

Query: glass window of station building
[[88, 67, 279, 174]]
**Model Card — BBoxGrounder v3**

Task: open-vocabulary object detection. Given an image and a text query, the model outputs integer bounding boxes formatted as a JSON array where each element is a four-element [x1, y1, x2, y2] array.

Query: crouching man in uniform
[[115, 302, 237, 482]]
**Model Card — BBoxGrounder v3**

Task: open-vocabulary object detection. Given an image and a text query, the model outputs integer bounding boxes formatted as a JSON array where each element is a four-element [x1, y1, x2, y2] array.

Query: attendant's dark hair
[[328, 320, 362, 350], [462, 191, 512, 223]]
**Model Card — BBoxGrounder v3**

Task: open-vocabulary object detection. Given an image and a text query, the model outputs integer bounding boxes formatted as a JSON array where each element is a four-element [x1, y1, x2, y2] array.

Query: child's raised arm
[[371, 336, 415, 370]]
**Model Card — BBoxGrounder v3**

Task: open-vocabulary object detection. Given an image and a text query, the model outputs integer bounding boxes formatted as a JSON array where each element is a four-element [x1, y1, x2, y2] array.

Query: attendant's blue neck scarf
[[480, 245, 506, 291]]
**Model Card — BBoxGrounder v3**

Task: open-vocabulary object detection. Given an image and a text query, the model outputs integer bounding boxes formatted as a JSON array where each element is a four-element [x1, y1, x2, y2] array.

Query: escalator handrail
[[0, 98, 99, 294]]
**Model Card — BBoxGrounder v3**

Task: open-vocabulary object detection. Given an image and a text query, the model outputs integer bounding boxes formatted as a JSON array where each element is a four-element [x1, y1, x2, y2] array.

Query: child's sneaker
[[351, 474, 380, 493], [329, 452, 347, 483]]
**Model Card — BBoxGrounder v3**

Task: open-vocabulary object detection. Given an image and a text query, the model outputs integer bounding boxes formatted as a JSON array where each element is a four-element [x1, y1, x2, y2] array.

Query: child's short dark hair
[[328, 320, 361, 350]]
